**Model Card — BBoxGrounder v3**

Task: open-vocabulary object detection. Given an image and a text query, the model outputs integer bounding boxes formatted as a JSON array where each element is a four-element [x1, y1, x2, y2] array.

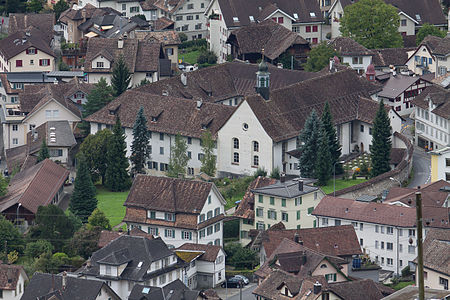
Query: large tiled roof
[[177, 243, 223, 262], [216, 0, 323, 28], [416, 239, 450, 276], [411, 85, 450, 119], [325, 279, 391, 300], [0, 27, 54, 60], [26, 121, 76, 155], [421, 35, 444, 52], [245, 68, 382, 142], [371, 47, 415, 67], [135, 30, 181, 45], [234, 176, 277, 219], [384, 180, 450, 208], [432, 37, 450, 56], [8, 13, 55, 42], [84, 90, 235, 138], [0, 159, 69, 214], [59, 4, 120, 23], [378, 74, 429, 99], [330, 37, 371, 56], [98, 228, 154, 248], [261, 225, 362, 258], [129, 280, 199, 300], [228, 19, 308, 60], [84, 38, 162, 73], [0, 264, 26, 290]]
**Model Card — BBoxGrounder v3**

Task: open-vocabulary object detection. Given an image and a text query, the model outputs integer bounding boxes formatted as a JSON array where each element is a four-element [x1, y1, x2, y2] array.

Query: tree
[[200, 130, 216, 176], [83, 77, 114, 117], [298, 110, 321, 178], [167, 133, 190, 178], [37, 140, 50, 163], [28, 205, 75, 251], [79, 129, 112, 184], [87, 208, 111, 230], [321, 102, 342, 173], [130, 107, 150, 176], [53, 0, 69, 20], [178, 33, 188, 42], [137, 78, 150, 87], [416, 23, 446, 45], [70, 154, 97, 222], [370, 100, 392, 177], [270, 167, 280, 179], [25, 240, 53, 259], [303, 42, 338, 72], [278, 52, 299, 69], [111, 55, 131, 96], [105, 117, 131, 191], [26, 0, 42, 12], [339, 0, 403, 49], [65, 226, 101, 259], [315, 127, 332, 185], [0, 216, 24, 255], [0, 174, 8, 197]]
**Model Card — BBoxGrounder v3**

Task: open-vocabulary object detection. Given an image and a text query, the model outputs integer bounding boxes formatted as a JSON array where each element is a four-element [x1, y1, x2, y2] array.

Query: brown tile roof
[[0, 264, 26, 290], [5, 145, 28, 172], [135, 30, 181, 45], [245, 69, 382, 142], [153, 17, 175, 30], [84, 38, 163, 73], [402, 35, 416, 48], [8, 13, 55, 41], [384, 180, 450, 208], [217, 0, 323, 29], [0, 27, 55, 60], [416, 239, 450, 276], [330, 37, 371, 56], [0, 73, 15, 94], [371, 47, 415, 68], [411, 84, 450, 119], [124, 207, 202, 230], [325, 279, 389, 300], [228, 19, 308, 61], [177, 243, 223, 262], [59, 4, 120, 23], [421, 35, 444, 52], [234, 176, 277, 219], [0, 159, 69, 214], [84, 90, 235, 138], [261, 225, 362, 258], [433, 36, 450, 56], [98, 228, 154, 248]]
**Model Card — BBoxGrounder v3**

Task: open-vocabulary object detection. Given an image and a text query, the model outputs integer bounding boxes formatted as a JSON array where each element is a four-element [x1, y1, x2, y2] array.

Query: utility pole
[[416, 192, 424, 300]]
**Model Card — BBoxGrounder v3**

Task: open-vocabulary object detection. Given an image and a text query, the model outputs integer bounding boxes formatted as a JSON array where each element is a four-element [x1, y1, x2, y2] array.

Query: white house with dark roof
[[123, 175, 226, 248], [0, 264, 28, 300]]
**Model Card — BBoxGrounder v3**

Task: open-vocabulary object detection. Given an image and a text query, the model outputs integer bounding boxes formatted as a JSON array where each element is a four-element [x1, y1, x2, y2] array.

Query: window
[[381, 257, 384, 265], [381, 241, 384, 249], [297, 210, 301, 220], [400, 19, 406, 26], [307, 207, 314, 215], [360, 125, 364, 132], [306, 26, 311, 32], [165, 213, 174, 221], [381, 226, 385, 234], [256, 207, 263, 217], [27, 48, 37, 54], [375, 241, 379, 249], [233, 138, 239, 149], [352, 57, 363, 64], [187, 3, 193, 8], [148, 227, 158, 235], [387, 242, 393, 251], [335, 219, 341, 226], [148, 211, 156, 219], [360, 238, 363, 246], [295, 197, 302, 206], [39, 59, 50, 66], [214, 223, 220, 232], [11, 96, 18, 103], [322, 217, 328, 225], [201, 2, 204, 8], [198, 153, 204, 161], [325, 273, 337, 282], [207, 210, 213, 219], [16, 60, 23, 67], [387, 258, 393, 265], [439, 277, 448, 290], [399, 244, 403, 253], [165, 48, 174, 56], [187, 137, 192, 144], [187, 15, 193, 20], [105, 265, 111, 275], [159, 274, 166, 285], [277, 17, 283, 24], [233, 152, 239, 163], [359, 223, 363, 231], [312, 25, 318, 32], [12, 124, 18, 131], [268, 210, 277, 220], [253, 155, 259, 166], [196, 14, 199, 19], [281, 198, 286, 207], [253, 141, 259, 152], [49, 149, 63, 157], [409, 229, 415, 237], [282, 212, 288, 222], [352, 221, 357, 228], [182, 231, 192, 240], [159, 133, 164, 140], [130, 6, 139, 12], [270, 197, 275, 205], [207, 226, 213, 235], [12, 138, 18, 145], [122, 3, 126, 10], [314, 192, 318, 200], [160, 147, 164, 155], [312, 38, 318, 44], [187, 151, 191, 159], [199, 229, 205, 238], [97, 61, 104, 68], [375, 225, 379, 233], [387, 227, 393, 235], [164, 229, 175, 238], [408, 245, 415, 254]]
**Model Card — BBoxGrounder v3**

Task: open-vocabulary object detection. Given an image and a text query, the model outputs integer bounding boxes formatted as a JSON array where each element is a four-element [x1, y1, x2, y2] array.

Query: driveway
[[215, 283, 257, 300]]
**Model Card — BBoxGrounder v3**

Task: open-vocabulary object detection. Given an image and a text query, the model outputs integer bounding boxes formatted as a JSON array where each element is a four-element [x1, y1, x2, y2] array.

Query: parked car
[[221, 277, 244, 288], [232, 275, 249, 285]]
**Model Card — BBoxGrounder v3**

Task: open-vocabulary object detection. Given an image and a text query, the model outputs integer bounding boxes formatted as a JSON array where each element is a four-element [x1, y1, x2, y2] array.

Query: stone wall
[[333, 132, 413, 199]]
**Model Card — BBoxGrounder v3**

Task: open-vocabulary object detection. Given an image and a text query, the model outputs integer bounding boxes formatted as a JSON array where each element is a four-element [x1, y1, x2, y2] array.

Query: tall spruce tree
[[70, 154, 97, 222], [130, 107, 150, 176], [315, 126, 332, 185], [105, 117, 131, 191], [200, 130, 216, 177], [167, 133, 190, 178], [298, 110, 321, 178], [321, 102, 342, 173], [37, 140, 50, 163], [370, 100, 392, 177], [111, 55, 131, 97], [83, 77, 114, 117]]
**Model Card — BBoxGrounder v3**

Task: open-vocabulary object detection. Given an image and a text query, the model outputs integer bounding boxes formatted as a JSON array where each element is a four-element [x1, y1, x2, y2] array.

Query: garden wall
[[333, 132, 413, 199]]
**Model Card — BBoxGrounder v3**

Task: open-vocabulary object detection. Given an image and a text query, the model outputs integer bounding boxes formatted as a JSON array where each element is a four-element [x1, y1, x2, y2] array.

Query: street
[[215, 283, 257, 300]]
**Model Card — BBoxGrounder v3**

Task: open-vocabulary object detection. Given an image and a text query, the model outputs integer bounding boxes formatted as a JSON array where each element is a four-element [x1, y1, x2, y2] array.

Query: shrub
[[360, 162, 369, 175], [254, 167, 267, 178], [401, 266, 411, 277], [25, 240, 54, 259], [179, 38, 207, 49], [178, 33, 188, 43], [270, 167, 280, 179]]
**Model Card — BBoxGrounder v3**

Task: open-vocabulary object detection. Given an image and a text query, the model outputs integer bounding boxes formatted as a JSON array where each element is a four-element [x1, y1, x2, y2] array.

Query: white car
[[232, 275, 249, 285]]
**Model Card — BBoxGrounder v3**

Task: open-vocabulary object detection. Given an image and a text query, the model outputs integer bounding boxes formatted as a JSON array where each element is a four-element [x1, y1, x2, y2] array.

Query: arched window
[[233, 138, 239, 149], [253, 141, 259, 152], [233, 152, 239, 163], [253, 155, 259, 166]]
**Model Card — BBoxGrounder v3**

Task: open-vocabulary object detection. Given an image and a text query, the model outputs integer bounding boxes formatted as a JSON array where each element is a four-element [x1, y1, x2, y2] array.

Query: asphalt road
[[408, 147, 431, 188], [215, 283, 257, 300]]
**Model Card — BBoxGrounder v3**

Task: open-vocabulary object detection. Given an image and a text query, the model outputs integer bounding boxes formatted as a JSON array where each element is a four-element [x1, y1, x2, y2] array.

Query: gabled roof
[[251, 178, 318, 198], [0, 27, 55, 60], [129, 280, 199, 300], [59, 4, 120, 23], [371, 47, 415, 68], [411, 85, 450, 119], [0, 264, 27, 290], [378, 74, 430, 99], [21, 273, 120, 300], [0, 159, 69, 214], [415, 239, 450, 276], [330, 37, 371, 56], [152, 17, 174, 30], [234, 176, 277, 219], [227, 19, 308, 61], [135, 30, 181, 45], [8, 13, 55, 42], [177, 243, 223, 262], [27, 121, 76, 155], [324, 279, 391, 300], [98, 227, 154, 248]]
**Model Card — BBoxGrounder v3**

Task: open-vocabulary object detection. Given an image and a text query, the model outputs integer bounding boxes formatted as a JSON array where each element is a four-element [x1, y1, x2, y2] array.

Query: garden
[[178, 36, 218, 68]]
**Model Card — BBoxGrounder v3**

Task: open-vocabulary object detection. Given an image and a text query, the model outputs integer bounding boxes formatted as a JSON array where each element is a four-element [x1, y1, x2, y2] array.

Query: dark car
[[221, 277, 244, 288]]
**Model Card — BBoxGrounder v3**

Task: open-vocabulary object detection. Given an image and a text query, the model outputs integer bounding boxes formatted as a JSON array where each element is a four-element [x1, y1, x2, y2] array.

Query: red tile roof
[[177, 243, 223, 262], [0, 264, 27, 290]]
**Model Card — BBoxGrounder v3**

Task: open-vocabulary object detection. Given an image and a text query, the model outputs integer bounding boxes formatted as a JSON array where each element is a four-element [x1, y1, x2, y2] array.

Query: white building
[[123, 175, 226, 248], [0, 264, 28, 300], [329, 37, 373, 75], [172, 0, 210, 40]]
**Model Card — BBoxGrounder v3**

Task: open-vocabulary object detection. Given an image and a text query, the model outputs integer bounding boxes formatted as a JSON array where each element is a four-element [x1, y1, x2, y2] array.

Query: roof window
[[416, 14, 421, 21], [293, 13, 299, 19], [233, 17, 239, 22], [310, 12, 316, 17], [249, 16, 254, 22]]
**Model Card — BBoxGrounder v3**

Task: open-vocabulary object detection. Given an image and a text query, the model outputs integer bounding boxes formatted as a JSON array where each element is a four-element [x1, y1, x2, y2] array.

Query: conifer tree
[[111, 55, 131, 97], [167, 133, 189, 178], [70, 154, 97, 222], [298, 110, 321, 178], [315, 126, 332, 185], [37, 140, 50, 163], [321, 102, 342, 173], [370, 100, 392, 177], [200, 130, 216, 176], [105, 117, 131, 191], [130, 107, 150, 176], [83, 77, 114, 117]]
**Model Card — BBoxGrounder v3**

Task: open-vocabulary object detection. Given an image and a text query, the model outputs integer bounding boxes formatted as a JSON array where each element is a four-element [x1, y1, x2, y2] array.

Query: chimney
[[280, 173, 286, 183], [51, 274, 55, 292], [294, 232, 299, 243], [313, 282, 322, 294], [180, 72, 187, 86], [118, 37, 124, 49], [62, 271, 67, 290], [298, 180, 303, 191]]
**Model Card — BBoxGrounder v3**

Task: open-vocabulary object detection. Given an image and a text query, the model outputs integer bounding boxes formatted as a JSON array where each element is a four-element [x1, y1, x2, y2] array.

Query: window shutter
[[26, 49, 28, 54], [39, 59, 42, 66], [172, 230, 175, 237], [274, 212, 277, 220], [286, 213, 288, 222], [267, 211, 270, 219], [333, 274, 337, 281], [181, 231, 185, 239], [165, 229, 168, 237], [35, 49, 38, 54], [156, 228, 158, 235], [189, 232, 192, 240]]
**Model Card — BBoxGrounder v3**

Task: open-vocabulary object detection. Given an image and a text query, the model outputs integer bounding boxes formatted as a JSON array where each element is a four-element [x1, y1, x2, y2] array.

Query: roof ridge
[[18, 159, 47, 208]]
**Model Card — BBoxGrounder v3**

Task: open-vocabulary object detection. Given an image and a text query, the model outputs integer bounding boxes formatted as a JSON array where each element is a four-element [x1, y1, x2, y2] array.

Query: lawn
[[96, 186, 129, 227], [179, 49, 202, 65], [320, 178, 368, 194], [389, 281, 414, 291]]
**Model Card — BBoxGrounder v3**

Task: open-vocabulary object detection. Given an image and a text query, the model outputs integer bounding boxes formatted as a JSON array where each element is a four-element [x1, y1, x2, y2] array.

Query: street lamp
[[16, 203, 21, 227], [334, 161, 345, 197], [390, 177, 402, 187]]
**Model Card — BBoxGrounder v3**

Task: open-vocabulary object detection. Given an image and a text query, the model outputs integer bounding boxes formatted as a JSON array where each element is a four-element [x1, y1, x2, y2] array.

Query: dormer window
[[165, 213, 175, 221], [97, 62, 104, 68], [233, 17, 239, 22], [151, 116, 157, 122], [26, 48, 37, 55]]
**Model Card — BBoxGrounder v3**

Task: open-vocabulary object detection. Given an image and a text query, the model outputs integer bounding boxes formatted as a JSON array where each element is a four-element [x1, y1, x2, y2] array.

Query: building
[[381, 286, 450, 300], [176, 243, 226, 288], [205, 0, 324, 63], [78, 14, 150, 39], [226, 19, 310, 67], [128, 280, 202, 300], [21, 272, 120, 300], [371, 47, 415, 72], [0, 159, 69, 228], [0, 264, 28, 300], [78, 235, 185, 300], [134, 30, 181, 68], [84, 37, 168, 84], [430, 147, 450, 182], [377, 73, 432, 116], [412, 85, 450, 151], [405, 36, 442, 76], [123, 175, 226, 248], [170, 0, 210, 40], [330, 37, 373, 74], [329, 0, 446, 39], [0, 28, 56, 72], [8, 13, 55, 42], [313, 194, 450, 275]]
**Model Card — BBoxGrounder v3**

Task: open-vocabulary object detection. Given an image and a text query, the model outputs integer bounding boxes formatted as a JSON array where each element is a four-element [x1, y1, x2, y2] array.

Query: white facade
[[1, 270, 26, 300], [98, 0, 143, 18], [406, 45, 436, 76], [341, 54, 372, 75], [415, 104, 449, 151], [316, 217, 420, 275], [0, 49, 55, 73], [173, 0, 210, 40]]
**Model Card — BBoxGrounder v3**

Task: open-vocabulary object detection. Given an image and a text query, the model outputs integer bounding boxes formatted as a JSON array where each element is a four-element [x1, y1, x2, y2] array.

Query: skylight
[[310, 12, 316, 17], [142, 287, 150, 294], [137, 261, 143, 268], [293, 13, 299, 19], [249, 15, 254, 22], [416, 14, 421, 20], [233, 16, 239, 22]]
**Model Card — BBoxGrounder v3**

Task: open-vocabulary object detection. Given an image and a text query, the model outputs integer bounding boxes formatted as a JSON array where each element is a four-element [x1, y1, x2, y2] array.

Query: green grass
[[96, 185, 129, 227], [180, 49, 202, 65], [389, 281, 414, 291], [320, 178, 368, 194]]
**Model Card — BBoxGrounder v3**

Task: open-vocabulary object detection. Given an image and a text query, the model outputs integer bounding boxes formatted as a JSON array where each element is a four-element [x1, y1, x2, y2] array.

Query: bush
[[401, 266, 411, 278], [197, 50, 217, 65], [360, 162, 369, 175], [224, 219, 239, 239], [25, 240, 54, 259], [178, 33, 188, 43], [254, 167, 267, 178], [179, 38, 207, 49], [270, 167, 280, 179]]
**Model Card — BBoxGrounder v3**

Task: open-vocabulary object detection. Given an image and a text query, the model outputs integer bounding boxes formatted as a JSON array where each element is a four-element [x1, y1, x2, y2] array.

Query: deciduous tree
[[416, 23, 446, 45], [200, 130, 216, 176], [37, 140, 50, 163], [87, 208, 111, 230], [303, 42, 337, 72], [167, 133, 189, 177], [53, 0, 69, 20], [79, 129, 112, 184]]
